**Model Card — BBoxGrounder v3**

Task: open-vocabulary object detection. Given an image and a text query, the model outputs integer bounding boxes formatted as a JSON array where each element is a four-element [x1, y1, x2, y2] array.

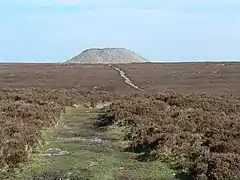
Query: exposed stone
[[66, 48, 149, 64]]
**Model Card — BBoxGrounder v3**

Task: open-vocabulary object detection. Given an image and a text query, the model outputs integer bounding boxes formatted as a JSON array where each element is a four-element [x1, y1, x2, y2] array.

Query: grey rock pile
[[66, 48, 149, 64]]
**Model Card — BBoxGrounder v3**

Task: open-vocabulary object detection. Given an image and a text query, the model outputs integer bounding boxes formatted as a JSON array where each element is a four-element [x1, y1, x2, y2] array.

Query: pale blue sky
[[0, 0, 240, 62]]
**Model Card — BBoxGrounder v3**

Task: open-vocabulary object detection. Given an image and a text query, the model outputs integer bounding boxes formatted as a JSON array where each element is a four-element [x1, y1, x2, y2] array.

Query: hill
[[66, 48, 149, 64]]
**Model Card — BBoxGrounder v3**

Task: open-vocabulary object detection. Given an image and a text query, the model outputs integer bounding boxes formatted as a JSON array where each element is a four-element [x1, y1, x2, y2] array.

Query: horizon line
[[0, 60, 239, 63]]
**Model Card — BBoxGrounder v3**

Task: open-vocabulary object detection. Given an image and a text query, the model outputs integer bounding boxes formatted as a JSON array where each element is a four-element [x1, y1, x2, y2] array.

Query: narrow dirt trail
[[11, 105, 175, 180], [112, 66, 146, 91]]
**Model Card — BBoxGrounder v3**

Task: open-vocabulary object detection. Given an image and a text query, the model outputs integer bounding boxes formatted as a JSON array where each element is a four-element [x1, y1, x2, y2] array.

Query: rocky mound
[[66, 48, 149, 64]]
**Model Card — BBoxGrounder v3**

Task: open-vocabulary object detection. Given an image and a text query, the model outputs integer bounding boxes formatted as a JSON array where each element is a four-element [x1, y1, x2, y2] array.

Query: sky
[[0, 0, 240, 62]]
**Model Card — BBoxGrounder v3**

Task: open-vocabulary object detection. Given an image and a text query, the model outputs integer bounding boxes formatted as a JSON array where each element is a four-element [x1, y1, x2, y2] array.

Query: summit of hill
[[66, 48, 149, 64]]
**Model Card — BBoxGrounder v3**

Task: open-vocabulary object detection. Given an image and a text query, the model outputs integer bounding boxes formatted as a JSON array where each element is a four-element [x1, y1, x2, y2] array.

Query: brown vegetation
[[0, 88, 115, 177], [1, 62, 240, 94], [0, 63, 132, 92], [117, 62, 240, 94], [1, 62, 240, 179], [100, 92, 240, 180]]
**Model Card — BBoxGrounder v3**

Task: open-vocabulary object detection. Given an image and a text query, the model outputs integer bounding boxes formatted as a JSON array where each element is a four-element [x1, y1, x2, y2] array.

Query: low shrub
[[101, 92, 240, 180]]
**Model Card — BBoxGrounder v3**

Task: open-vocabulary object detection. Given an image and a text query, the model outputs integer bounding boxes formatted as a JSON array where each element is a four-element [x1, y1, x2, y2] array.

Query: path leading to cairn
[[11, 105, 175, 180], [112, 66, 146, 91]]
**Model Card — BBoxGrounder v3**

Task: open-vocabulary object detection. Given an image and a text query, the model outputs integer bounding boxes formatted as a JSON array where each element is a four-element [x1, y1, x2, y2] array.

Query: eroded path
[[112, 66, 146, 91], [11, 105, 175, 180]]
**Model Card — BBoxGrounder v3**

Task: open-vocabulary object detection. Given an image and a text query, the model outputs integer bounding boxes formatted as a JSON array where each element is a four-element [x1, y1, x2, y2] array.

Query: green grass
[[8, 105, 176, 180]]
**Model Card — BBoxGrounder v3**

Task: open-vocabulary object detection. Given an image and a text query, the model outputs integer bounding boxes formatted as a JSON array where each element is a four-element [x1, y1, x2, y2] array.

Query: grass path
[[9, 105, 176, 180]]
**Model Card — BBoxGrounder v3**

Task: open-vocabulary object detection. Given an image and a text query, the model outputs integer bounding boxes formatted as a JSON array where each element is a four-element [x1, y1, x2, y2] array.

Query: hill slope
[[66, 48, 149, 64]]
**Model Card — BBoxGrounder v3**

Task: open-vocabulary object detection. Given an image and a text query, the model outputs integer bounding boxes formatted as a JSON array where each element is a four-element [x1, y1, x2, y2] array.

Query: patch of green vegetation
[[8, 105, 176, 180], [90, 153, 175, 180], [106, 125, 126, 140]]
